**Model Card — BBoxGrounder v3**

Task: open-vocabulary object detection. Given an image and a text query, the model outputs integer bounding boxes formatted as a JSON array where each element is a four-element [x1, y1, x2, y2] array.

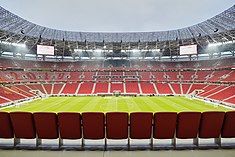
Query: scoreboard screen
[[180, 45, 197, 55], [37, 45, 54, 55]]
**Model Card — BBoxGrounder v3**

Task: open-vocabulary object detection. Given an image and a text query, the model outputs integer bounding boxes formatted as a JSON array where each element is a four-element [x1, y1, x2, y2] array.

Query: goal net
[[113, 90, 121, 97]]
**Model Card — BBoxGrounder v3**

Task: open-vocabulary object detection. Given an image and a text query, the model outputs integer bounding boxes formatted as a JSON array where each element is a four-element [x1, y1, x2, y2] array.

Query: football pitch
[[1, 96, 231, 113]]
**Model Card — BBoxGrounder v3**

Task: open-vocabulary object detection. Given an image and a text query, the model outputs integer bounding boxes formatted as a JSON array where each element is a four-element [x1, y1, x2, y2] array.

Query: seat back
[[82, 112, 105, 139], [10, 112, 35, 139], [58, 112, 82, 139], [176, 112, 201, 139], [221, 111, 235, 138], [153, 112, 177, 139], [130, 112, 153, 139], [199, 111, 225, 138], [106, 112, 128, 139], [0, 112, 13, 138], [33, 112, 58, 139]]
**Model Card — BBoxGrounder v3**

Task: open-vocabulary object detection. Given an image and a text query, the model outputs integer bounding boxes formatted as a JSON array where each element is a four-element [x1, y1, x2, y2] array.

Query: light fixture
[[0, 40, 26, 48], [208, 40, 233, 47]]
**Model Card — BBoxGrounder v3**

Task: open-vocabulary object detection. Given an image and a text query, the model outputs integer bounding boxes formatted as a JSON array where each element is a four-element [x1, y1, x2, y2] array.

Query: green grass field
[[0, 96, 231, 113]]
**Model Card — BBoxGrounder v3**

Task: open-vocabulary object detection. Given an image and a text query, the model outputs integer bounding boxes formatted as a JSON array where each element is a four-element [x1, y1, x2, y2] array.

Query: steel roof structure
[[0, 5, 234, 57]]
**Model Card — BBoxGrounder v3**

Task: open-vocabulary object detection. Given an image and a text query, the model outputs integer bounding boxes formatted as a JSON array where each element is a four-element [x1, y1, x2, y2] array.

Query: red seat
[[153, 112, 177, 139], [176, 112, 201, 139], [82, 112, 105, 139], [130, 112, 153, 139], [58, 112, 82, 139], [199, 112, 225, 138], [33, 112, 58, 139], [221, 111, 235, 138], [0, 112, 13, 138], [10, 112, 36, 139], [106, 112, 128, 139]]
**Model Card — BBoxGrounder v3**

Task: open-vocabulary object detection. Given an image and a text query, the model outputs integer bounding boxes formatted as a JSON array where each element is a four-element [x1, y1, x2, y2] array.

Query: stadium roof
[[0, 5, 235, 42], [0, 5, 234, 57]]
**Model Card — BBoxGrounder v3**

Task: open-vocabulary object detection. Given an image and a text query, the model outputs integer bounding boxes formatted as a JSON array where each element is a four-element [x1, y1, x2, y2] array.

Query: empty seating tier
[[0, 111, 234, 149]]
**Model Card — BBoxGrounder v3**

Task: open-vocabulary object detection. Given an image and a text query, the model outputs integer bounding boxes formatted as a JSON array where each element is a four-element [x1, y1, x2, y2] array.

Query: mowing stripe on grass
[[1, 96, 230, 113]]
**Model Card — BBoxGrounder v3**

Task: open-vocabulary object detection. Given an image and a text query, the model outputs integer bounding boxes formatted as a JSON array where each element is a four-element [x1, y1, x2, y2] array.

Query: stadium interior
[[0, 57, 235, 106], [0, 3, 235, 157]]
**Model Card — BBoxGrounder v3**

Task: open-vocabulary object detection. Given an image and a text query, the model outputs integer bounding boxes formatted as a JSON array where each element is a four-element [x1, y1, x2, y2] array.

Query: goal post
[[113, 90, 121, 97]]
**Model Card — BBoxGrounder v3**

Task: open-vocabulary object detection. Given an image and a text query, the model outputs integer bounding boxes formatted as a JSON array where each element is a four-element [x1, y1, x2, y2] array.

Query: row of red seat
[[1, 83, 234, 106], [0, 111, 235, 149]]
